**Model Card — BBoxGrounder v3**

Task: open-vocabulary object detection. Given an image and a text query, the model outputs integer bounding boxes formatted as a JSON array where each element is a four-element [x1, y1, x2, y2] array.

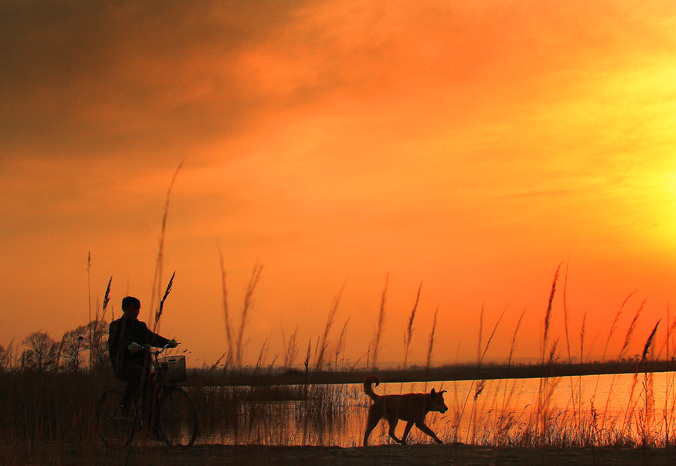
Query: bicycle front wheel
[[158, 387, 197, 448], [97, 389, 134, 448]]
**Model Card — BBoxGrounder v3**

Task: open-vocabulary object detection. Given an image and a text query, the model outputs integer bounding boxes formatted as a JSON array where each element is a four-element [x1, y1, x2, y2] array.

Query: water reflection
[[192, 371, 676, 447]]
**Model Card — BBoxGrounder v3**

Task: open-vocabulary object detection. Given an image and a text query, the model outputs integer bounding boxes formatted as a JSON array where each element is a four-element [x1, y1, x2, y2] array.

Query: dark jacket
[[108, 316, 170, 375]]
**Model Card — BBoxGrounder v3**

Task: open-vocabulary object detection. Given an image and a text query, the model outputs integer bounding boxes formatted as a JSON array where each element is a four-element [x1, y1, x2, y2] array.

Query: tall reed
[[282, 325, 300, 369], [462, 305, 505, 444], [235, 261, 263, 367], [334, 318, 350, 370], [314, 283, 344, 370], [402, 283, 422, 373], [533, 265, 560, 444], [424, 306, 439, 391], [371, 274, 388, 369], [600, 300, 644, 430], [149, 160, 183, 323], [217, 242, 234, 366]]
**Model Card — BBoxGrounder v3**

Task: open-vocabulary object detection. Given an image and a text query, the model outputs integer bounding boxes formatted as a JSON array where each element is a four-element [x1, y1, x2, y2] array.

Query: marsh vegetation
[[1, 183, 673, 465]]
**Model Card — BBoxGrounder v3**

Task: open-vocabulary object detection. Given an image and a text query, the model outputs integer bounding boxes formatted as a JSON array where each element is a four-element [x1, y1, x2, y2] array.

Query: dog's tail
[[363, 375, 380, 401]]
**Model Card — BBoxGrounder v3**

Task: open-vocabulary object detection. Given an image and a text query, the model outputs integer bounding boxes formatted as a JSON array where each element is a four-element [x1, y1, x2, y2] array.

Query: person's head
[[121, 296, 141, 320]]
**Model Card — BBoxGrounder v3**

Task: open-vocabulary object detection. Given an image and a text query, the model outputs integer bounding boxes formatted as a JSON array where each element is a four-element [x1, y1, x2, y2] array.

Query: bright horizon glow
[[2, 1, 676, 368]]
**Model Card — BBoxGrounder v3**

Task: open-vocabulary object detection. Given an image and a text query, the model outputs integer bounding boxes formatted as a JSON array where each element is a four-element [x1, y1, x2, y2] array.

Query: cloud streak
[[2, 0, 676, 365]]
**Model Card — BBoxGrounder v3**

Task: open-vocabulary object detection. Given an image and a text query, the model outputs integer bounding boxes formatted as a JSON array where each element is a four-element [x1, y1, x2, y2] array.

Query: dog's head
[[429, 388, 448, 413]]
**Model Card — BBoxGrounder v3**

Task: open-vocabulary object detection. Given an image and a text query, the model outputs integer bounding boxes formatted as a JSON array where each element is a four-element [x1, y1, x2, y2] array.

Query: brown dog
[[363, 375, 448, 446]]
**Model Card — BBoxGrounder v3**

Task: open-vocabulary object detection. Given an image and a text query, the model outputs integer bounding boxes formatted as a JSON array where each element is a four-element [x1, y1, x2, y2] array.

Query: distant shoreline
[[186, 358, 675, 387]]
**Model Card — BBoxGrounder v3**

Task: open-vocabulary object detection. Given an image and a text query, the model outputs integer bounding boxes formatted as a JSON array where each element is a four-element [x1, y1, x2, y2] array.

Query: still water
[[198, 371, 676, 447]]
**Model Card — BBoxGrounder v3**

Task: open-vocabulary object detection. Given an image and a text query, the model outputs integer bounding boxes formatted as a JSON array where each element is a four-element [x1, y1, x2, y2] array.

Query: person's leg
[[143, 373, 163, 439], [120, 364, 147, 408]]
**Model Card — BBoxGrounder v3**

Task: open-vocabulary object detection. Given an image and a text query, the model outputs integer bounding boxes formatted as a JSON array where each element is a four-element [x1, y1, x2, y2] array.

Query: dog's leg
[[363, 407, 380, 446], [415, 421, 443, 444], [401, 421, 414, 444], [387, 418, 403, 444]]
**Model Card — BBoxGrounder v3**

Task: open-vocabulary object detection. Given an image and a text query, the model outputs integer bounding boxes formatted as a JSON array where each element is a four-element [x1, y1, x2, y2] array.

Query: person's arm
[[149, 331, 170, 348], [140, 321, 173, 348]]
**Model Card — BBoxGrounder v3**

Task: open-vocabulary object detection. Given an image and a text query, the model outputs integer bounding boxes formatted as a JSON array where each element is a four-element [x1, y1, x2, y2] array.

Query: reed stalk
[[499, 309, 526, 418], [217, 242, 234, 366], [601, 301, 644, 430], [424, 307, 439, 392], [334, 318, 350, 370], [235, 261, 263, 367], [282, 325, 300, 369], [149, 160, 183, 323], [534, 266, 560, 443], [153, 271, 175, 332], [402, 283, 422, 373], [372, 274, 388, 369], [462, 306, 505, 443], [314, 283, 344, 371]]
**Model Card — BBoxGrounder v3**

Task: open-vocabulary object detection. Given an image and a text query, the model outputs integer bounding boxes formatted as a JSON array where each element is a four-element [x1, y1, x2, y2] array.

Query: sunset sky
[[2, 0, 676, 368]]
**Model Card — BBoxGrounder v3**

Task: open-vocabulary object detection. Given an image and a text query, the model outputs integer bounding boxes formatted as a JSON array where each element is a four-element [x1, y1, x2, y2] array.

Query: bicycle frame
[[98, 342, 197, 449]]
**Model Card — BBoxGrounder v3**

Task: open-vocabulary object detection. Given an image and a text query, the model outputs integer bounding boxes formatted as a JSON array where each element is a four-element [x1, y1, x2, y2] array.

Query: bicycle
[[97, 343, 198, 449]]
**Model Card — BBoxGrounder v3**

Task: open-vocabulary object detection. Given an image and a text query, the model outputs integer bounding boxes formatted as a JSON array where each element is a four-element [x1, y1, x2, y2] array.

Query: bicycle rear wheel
[[97, 389, 135, 448], [158, 387, 197, 448]]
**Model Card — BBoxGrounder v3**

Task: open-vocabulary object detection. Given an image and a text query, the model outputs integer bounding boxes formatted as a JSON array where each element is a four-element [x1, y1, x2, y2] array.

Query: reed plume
[[542, 263, 561, 362], [535, 266, 561, 442], [100, 276, 112, 322], [402, 283, 422, 372], [150, 160, 183, 323], [640, 320, 660, 366], [153, 271, 175, 331]]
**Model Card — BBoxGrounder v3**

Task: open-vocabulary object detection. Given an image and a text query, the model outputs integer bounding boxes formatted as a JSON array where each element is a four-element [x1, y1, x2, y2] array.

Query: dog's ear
[[438, 390, 447, 396], [430, 388, 436, 395]]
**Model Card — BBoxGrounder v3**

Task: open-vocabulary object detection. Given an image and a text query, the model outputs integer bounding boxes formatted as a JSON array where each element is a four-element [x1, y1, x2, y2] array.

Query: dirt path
[[18, 443, 675, 466]]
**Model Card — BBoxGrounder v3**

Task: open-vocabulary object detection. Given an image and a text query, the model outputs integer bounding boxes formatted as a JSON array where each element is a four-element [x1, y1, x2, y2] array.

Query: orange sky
[[2, 0, 676, 368]]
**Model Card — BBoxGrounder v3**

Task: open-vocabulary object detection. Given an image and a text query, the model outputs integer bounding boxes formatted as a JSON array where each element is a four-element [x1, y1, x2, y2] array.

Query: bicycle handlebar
[[131, 341, 179, 355]]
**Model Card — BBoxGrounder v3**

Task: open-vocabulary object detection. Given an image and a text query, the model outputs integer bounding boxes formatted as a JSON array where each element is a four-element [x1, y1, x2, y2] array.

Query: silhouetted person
[[108, 296, 177, 415]]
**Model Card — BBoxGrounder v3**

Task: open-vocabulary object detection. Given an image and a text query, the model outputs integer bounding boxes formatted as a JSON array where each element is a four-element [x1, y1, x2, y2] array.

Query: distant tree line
[[0, 320, 110, 374]]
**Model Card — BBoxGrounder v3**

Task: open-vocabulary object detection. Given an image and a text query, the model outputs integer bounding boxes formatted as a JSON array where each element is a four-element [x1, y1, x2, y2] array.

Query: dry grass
[[369, 275, 389, 370], [6, 256, 676, 466]]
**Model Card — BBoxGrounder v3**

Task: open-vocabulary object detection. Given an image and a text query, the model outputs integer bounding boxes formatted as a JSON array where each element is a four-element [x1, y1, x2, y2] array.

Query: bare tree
[[0, 342, 15, 371], [61, 327, 87, 372], [85, 320, 110, 371], [22, 331, 59, 374]]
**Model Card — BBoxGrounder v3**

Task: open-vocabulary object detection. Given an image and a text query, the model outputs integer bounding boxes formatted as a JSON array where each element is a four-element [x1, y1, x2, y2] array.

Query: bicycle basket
[[159, 355, 186, 383]]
